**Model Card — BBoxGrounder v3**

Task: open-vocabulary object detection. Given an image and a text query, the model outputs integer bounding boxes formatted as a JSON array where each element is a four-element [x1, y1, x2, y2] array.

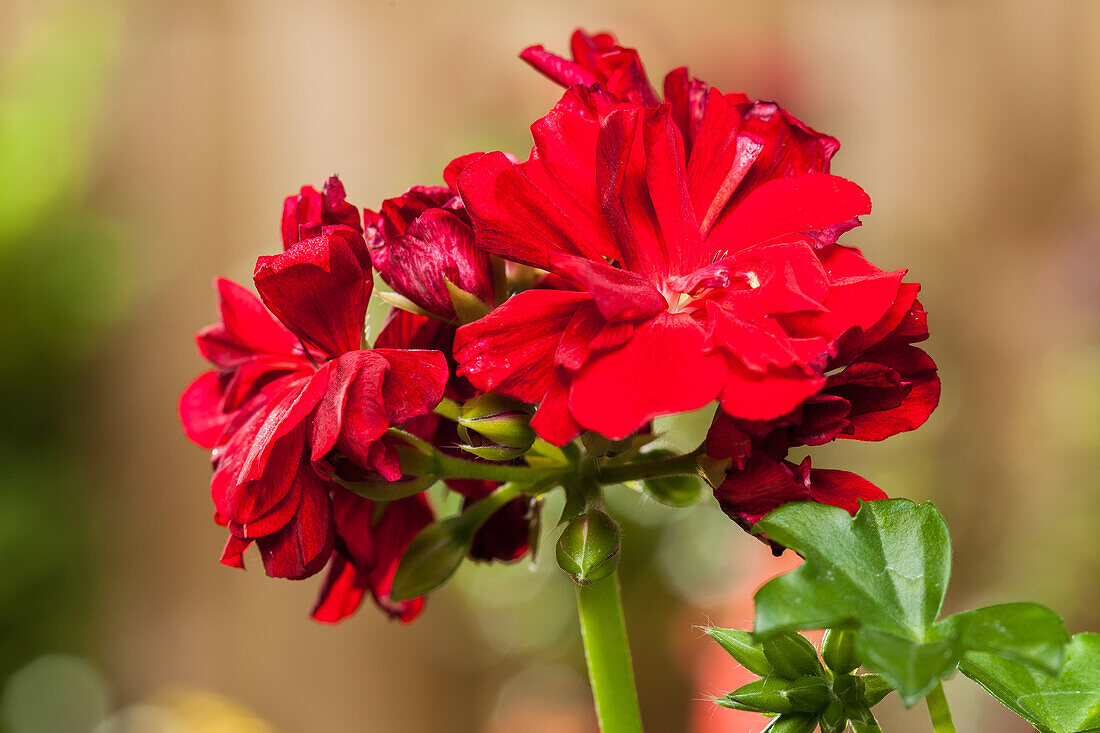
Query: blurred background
[[1, 0, 1097, 731]]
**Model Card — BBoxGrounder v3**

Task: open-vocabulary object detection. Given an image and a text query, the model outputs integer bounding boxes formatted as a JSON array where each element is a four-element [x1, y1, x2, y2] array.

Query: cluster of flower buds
[[180, 28, 938, 623], [709, 628, 892, 732]]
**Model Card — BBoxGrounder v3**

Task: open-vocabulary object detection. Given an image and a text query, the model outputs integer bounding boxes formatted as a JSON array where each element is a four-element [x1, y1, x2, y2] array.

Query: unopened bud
[[716, 677, 796, 714], [762, 632, 825, 679], [457, 394, 535, 461], [821, 629, 860, 675], [703, 627, 775, 677], [555, 509, 620, 585], [390, 520, 470, 601], [644, 473, 704, 507]]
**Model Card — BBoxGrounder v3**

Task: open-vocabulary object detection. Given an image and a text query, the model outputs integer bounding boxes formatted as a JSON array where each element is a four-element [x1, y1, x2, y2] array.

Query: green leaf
[[753, 500, 1069, 707], [754, 499, 951, 641], [960, 633, 1100, 733]]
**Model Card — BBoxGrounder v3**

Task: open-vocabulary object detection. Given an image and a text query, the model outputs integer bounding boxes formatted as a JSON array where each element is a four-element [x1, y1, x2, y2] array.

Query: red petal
[[805, 467, 887, 514], [549, 253, 666, 320], [179, 371, 229, 449], [708, 174, 871, 254], [719, 358, 826, 422], [310, 554, 367, 623], [454, 289, 591, 403], [254, 228, 371, 357], [196, 278, 300, 367], [568, 312, 727, 440], [531, 370, 584, 446], [255, 471, 334, 580], [374, 348, 449, 424]]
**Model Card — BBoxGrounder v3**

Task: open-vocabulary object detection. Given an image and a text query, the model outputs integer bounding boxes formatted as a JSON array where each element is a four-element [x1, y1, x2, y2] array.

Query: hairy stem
[[576, 570, 644, 733], [593, 445, 705, 485], [925, 681, 956, 733]]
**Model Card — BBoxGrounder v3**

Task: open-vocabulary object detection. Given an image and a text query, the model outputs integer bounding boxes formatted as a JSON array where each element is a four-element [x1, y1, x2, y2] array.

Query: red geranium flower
[[452, 42, 912, 446], [364, 154, 495, 322], [180, 179, 448, 622]]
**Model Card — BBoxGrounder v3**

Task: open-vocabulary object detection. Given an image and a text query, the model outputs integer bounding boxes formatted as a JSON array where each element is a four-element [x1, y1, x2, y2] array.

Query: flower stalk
[[576, 569, 644, 733]]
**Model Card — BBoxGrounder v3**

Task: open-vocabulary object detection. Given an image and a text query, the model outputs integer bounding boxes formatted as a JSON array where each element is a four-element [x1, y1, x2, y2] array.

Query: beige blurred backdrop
[[1, 1, 1098, 731]]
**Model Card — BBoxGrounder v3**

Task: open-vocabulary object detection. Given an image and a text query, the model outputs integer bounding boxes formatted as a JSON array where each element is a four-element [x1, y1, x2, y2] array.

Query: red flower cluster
[[181, 29, 939, 619], [181, 178, 450, 621]]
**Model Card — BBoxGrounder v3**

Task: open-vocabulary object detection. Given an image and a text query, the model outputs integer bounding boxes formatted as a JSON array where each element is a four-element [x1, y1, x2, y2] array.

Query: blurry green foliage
[[0, 2, 124, 694]]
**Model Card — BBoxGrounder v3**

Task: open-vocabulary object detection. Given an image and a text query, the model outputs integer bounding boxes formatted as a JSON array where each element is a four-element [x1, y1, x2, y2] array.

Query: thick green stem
[[576, 570, 644, 733], [433, 452, 563, 484], [925, 681, 956, 733], [594, 446, 704, 485]]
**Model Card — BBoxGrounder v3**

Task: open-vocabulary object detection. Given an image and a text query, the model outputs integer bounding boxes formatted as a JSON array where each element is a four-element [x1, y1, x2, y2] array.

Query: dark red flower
[[364, 155, 495, 321], [453, 76, 903, 445], [705, 244, 939, 540], [180, 181, 448, 621]]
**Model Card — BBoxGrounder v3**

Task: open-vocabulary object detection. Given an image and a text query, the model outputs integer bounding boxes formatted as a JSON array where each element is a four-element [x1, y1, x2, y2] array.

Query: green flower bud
[[818, 700, 847, 733], [858, 673, 893, 707], [716, 677, 797, 714], [761, 632, 825, 679], [786, 676, 829, 712], [390, 520, 470, 601], [703, 627, 775, 677], [761, 712, 819, 733], [457, 393, 535, 461], [821, 629, 859, 674], [555, 509, 620, 586]]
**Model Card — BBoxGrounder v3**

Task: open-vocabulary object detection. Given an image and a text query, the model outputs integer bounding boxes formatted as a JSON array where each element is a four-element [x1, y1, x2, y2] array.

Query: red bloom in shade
[[706, 244, 939, 540], [453, 50, 907, 445], [179, 182, 448, 621], [364, 154, 495, 321]]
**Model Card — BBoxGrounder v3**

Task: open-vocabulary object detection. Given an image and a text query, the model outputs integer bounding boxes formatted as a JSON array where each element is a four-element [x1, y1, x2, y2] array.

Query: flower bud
[[716, 677, 797, 714], [644, 474, 704, 507], [457, 394, 536, 461], [821, 629, 859, 674], [390, 520, 471, 601], [555, 509, 621, 585], [703, 627, 775, 677], [761, 632, 825, 679], [786, 676, 829, 713], [761, 713, 819, 733]]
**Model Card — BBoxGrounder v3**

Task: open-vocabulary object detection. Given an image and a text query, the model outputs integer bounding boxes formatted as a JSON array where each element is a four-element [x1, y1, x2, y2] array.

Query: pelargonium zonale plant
[[181, 30, 1099, 733]]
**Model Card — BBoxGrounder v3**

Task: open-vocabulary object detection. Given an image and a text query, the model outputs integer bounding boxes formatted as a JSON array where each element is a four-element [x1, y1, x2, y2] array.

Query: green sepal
[[818, 700, 847, 733], [761, 712, 818, 733], [716, 677, 797, 714], [822, 628, 859, 675], [704, 627, 775, 677], [858, 674, 894, 707], [444, 277, 491, 323], [786, 676, 829, 712], [390, 519, 470, 601], [761, 632, 824, 679]]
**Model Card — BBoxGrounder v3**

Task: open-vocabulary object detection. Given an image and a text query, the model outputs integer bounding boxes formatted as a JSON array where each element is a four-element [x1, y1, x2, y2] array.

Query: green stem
[[576, 570, 644, 733], [594, 446, 704, 485], [433, 452, 564, 484], [925, 681, 956, 733]]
